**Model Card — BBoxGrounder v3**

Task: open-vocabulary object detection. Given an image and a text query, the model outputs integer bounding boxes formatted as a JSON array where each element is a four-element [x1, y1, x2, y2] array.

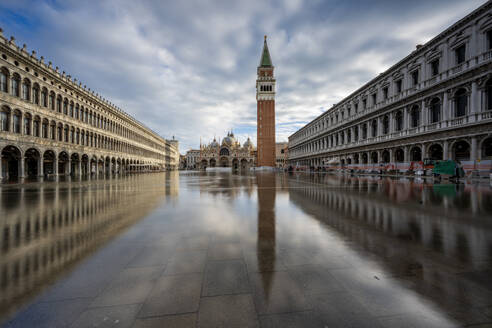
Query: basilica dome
[[243, 137, 253, 149], [210, 138, 219, 148], [221, 132, 236, 147]]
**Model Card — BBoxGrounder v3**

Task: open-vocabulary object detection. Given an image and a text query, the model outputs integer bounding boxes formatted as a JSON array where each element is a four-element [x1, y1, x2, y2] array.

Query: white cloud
[[0, 0, 487, 152]]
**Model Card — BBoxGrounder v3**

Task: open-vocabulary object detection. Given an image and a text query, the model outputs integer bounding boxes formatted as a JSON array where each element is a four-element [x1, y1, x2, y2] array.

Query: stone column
[[403, 146, 409, 162], [403, 108, 409, 130], [471, 136, 477, 161], [421, 100, 427, 127], [54, 155, 59, 176], [78, 160, 82, 177], [471, 81, 478, 115], [0, 158, 3, 180], [443, 140, 449, 160], [443, 91, 449, 121], [38, 158, 43, 177], [19, 157, 25, 178]]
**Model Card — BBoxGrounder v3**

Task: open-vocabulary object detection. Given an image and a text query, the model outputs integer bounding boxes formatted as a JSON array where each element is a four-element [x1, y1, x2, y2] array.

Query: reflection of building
[[288, 2, 492, 176], [257, 36, 276, 167], [0, 174, 173, 318], [0, 29, 179, 181], [256, 173, 277, 298], [286, 173, 492, 324], [199, 132, 255, 170], [275, 142, 288, 168], [185, 149, 200, 169]]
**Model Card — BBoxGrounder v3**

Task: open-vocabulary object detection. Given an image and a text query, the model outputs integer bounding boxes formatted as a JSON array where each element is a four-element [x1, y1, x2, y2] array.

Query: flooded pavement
[[1, 172, 492, 328]]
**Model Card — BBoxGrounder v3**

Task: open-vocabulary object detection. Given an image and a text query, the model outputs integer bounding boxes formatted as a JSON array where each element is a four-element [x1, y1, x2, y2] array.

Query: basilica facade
[[199, 132, 255, 170]]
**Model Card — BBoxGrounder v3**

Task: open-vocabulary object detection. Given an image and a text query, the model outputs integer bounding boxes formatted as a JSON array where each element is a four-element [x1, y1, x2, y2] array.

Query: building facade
[[275, 142, 288, 168], [288, 3, 492, 176], [257, 36, 276, 167], [199, 132, 255, 170], [0, 29, 179, 180], [185, 149, 200, 169]]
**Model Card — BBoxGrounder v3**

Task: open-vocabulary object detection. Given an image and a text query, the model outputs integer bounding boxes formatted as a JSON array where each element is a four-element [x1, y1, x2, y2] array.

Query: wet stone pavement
[[1, 172, 492, 327]]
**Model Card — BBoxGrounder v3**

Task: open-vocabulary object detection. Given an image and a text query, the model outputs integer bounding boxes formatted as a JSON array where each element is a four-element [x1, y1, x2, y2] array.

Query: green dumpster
[[432, 160, 464, 177]]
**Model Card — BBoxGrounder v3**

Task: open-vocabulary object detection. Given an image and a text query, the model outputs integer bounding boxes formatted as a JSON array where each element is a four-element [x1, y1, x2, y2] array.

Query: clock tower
[[256, 36, 276, 167]]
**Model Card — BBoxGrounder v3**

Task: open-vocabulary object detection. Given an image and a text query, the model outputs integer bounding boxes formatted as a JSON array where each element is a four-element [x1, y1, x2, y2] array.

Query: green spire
[[260, 35, 272, 67]]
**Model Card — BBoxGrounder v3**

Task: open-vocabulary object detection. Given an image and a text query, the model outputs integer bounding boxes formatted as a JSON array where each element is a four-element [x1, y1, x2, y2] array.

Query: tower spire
[[260, 35, 273, 67]]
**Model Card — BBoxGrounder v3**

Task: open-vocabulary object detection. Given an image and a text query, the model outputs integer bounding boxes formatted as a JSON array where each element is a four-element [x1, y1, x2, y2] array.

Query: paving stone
[[138, 274, 202, 317], [250, 271, 311, 314], [202, 260, 250, 296], [198, 294, 259, 328], [207, 242, 243, 260], [164, 250, 207, 275], [71, 303, 141, 328], [90, 266, 163, 307], [258, 311, 325, 328], [132, 313, 196, 328], [4, 298, 92, 328]]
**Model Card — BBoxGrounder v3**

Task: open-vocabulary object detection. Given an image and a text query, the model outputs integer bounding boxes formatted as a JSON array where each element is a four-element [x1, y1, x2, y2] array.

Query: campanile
[[256, 36, 276, 167]]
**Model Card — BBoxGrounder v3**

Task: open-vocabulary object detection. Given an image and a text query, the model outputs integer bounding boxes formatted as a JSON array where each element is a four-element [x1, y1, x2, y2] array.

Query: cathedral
[[199, 132, 256, 170]]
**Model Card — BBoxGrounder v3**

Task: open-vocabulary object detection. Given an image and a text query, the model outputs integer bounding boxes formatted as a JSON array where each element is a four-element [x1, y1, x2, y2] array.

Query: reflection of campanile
[[256, 36, 276, 167]]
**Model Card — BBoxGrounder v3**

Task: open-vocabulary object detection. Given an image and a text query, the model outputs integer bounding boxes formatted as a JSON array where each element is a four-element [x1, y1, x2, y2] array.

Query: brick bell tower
[[256, 35, 276, 167]]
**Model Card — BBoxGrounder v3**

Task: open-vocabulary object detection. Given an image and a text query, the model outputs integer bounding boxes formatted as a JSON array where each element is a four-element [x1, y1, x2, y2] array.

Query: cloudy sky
[[0, 0, 487, 152]]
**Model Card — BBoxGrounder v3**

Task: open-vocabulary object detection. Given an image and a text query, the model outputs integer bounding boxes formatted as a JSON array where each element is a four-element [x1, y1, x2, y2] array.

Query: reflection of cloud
[[0, 0, 486, 151]]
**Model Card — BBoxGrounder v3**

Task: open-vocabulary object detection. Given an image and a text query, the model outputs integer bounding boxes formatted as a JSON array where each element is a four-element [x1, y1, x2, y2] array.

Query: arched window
[[69, 102, 74, 117], [395, 111, 403, 131], [57, 124, 63, 141], [33, 117, 40, 137], [482, 138, 492, 159], [220, 148, 229, 156], [32, 84, 40, 104], [50, 121, 56, 140], [64, 125, 69, 142], [0, 68, 8, 92], [411, 106, 420, 127], [394, 148, 404, 162], [11, 74, 20, 97], [430, 98, 441, 123], [453, 140, 470, 161], [56, 96, 62, 113], [42, 119, 49, 138], [354, 127, 359, 141], [0, 107, 9, 131], [41, 88, 48, 107], [49, 92, 55, 110], [455, 88, 467, 117], [371, 119, 377, 137], [13, 111, 21, 133], [410, 146, 422, 161], [362, 124, 367, 139], [24, 114, 31, 135], [382, 115, 389, 134], [486, 80, 492, 111], [63, 99, 68, 115], [22, 79, 30, 100]]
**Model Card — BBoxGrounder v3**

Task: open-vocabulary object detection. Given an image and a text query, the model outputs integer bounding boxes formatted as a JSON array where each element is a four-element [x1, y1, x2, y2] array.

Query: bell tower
[[256, 35, 276, 167]]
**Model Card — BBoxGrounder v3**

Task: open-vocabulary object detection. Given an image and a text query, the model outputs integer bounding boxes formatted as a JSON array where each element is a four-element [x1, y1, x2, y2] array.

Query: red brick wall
[[257, 100, 276, 166]]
